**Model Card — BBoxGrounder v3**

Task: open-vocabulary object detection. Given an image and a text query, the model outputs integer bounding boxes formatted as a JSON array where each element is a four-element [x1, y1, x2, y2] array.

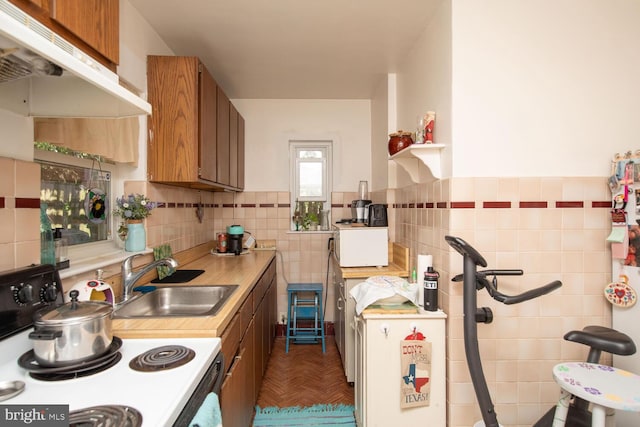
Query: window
[[35, 144, 113, 247], [290, 141, 332, 231]]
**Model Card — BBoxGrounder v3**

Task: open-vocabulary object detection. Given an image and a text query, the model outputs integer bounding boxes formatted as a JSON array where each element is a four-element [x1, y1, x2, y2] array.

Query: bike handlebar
[[485, 279, 562, 305], [452, 269, 524, 282], [452, 268, 560, 304]]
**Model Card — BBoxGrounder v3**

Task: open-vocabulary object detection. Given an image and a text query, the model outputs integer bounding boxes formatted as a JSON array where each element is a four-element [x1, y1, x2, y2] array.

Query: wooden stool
[[285, 283, 326, 353], [552, 362, 640, 427]]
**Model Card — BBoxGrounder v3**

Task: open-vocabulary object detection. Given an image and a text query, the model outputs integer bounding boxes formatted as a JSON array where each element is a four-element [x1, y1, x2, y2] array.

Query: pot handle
[[28, 330, 63, 340]]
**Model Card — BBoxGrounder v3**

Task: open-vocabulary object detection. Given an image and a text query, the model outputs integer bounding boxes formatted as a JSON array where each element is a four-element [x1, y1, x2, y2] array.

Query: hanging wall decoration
[[84, 159, 109, 224], [400, 329, 431, 409], [86, 187, 107, 224]]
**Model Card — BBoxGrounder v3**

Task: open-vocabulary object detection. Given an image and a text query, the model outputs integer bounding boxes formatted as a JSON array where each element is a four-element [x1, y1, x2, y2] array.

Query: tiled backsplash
[[2, 161, 615, 426], [391, 177, 612, 427], [132, 184, 339, 320], [0, 157, 42, 271]]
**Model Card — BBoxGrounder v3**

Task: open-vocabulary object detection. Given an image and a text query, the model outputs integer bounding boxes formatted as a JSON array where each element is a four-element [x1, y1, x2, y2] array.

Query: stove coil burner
[[129, 345, 195, 372], [69, 405, 142, 427], [30, 352, 122, 382], [18, 337, 123, 381]]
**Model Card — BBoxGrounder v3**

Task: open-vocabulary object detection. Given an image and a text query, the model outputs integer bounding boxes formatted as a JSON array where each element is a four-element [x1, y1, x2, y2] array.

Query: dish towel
[[189, 392, 223, 427], [153, 244, 176, 280], [349, 276, 418, 315]]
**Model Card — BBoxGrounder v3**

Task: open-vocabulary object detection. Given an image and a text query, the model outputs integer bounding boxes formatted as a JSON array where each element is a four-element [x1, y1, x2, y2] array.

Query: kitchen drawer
[[266, 259, 276, 284], [220, 313, 241, 375], [252, 260, 276, 312], [240, 293, 253, 335], [252, 276, 267, 312]]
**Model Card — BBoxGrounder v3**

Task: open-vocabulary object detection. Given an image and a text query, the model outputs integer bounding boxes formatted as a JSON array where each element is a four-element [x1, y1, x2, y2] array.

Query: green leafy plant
[[300, 212, 318, 230], [113, 194, 156, 220]]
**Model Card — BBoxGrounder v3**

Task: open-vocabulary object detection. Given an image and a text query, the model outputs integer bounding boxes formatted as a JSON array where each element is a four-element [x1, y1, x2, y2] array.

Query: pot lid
[[33, 290, 112, 325]]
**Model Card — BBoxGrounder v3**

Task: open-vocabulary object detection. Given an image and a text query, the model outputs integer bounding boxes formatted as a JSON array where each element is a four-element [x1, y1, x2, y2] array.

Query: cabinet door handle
[[337, 297, 343, 310], [225, 346, 246, 377]]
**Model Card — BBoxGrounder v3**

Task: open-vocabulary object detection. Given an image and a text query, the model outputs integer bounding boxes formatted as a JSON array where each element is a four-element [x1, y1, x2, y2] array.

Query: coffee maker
[[352, 180, 371, 223], [226, 224, 244, 255]]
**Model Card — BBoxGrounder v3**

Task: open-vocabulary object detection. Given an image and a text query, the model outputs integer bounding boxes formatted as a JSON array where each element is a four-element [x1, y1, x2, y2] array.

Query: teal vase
[[125, 220, 146, 252]]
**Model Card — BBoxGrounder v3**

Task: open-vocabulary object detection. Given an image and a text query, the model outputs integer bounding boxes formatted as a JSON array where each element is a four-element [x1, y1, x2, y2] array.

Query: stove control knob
[[41, 283, 59, 303], [13, 283, 34, 305]]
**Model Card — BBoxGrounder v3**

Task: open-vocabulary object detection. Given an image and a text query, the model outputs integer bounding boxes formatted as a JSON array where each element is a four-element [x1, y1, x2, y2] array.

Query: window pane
[[40, 161, 111, 246], [299, 162, 323, 197], [299, 150, 322, 159]]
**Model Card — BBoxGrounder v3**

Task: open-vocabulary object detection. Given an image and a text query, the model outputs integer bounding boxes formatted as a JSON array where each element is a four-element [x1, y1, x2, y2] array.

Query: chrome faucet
[[120, 254, 178, 302]]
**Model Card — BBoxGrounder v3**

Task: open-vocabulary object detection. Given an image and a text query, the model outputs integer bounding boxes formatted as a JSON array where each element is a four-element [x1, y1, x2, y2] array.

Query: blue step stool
[[285, 283, 326, 353]]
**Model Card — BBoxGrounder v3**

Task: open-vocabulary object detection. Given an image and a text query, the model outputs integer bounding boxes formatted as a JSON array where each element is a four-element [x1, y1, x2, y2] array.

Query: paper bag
[[400, 337, 431, 408]]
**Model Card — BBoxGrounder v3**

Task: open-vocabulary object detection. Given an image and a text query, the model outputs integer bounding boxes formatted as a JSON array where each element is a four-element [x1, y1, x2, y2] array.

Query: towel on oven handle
[[189, 392, 222, 427]]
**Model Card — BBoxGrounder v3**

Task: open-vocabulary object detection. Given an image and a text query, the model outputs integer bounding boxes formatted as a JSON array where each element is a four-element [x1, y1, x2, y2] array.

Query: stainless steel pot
[[29, 290, 113, 367]]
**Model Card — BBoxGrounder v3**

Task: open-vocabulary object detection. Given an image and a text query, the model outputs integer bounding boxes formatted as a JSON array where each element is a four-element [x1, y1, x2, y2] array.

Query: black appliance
[[367, 204, 388, 227], [228, 235, 242, 255], [0, 264, 64, 340]]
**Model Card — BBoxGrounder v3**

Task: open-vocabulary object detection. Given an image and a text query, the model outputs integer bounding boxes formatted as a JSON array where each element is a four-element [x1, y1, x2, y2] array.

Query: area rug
[[253, 404, 356, 426]]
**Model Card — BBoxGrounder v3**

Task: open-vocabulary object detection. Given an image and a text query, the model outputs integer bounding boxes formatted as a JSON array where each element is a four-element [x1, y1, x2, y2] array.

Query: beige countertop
[[112, 249, 276, 339], [340, 262, 408, 279]]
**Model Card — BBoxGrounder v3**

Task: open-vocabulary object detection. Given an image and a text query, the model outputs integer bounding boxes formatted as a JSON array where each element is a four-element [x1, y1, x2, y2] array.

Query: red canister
[[217, 232, 228, 253]]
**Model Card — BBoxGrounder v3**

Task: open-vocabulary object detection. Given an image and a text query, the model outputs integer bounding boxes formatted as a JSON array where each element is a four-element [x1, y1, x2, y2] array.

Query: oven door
[[172, 352, 224, 427]]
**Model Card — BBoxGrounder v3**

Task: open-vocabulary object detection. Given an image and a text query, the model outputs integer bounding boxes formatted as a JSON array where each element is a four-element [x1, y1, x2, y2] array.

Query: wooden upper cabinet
[[147, 55, 244, 191], [199, 64, 218, 183], [216, 88, 230, 186], [51, 0, 119, 64], [8, 0, 119, 69], [147, 55, 200, 183], [237, 114, 245, 190], [229, 103, 238, 188], [20, 0, 48, 8]]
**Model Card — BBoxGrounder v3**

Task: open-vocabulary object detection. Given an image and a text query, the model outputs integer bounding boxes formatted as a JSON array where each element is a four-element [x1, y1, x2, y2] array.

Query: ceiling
[[129, 0, 442, 99]]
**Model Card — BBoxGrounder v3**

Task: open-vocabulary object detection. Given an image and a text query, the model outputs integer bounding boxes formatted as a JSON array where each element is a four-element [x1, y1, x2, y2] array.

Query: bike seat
[[564, 325, 636, 356]]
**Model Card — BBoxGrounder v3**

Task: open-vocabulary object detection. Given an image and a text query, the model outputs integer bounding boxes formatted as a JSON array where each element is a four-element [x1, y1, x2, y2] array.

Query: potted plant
[[113, 194, 156, 251], [302, 212, 319, 231]]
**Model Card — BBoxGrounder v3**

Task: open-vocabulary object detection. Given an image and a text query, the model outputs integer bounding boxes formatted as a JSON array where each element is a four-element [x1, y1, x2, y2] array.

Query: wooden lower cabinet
[[220, 259, 277, 427], [220, 319, 254, 427]]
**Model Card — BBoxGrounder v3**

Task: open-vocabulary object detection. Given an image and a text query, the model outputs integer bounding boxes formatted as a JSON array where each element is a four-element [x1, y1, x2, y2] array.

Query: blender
[[351, 181, 371, 223]]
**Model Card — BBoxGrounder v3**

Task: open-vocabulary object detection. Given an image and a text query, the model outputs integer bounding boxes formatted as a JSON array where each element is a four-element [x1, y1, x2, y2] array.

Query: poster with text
[[400, 339, 431, 408]]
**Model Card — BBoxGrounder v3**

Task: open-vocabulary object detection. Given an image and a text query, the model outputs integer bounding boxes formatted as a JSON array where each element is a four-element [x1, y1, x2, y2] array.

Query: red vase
[[388, 131, 413, 156]]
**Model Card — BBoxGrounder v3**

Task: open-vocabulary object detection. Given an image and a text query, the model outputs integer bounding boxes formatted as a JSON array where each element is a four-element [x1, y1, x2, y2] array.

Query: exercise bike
[[445, 235, 637, 427]]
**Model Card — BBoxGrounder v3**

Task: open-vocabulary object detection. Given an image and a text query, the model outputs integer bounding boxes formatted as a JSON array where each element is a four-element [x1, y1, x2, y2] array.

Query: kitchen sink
[[114, 285, 239, 318]]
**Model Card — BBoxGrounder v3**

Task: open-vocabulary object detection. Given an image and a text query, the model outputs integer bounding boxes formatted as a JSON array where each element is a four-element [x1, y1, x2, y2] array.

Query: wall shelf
[[389, 143, 445, 181]]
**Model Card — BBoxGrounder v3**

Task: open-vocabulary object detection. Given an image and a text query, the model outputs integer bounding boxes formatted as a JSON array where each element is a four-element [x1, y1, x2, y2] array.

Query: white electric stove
[[0, 264, 222, 427]]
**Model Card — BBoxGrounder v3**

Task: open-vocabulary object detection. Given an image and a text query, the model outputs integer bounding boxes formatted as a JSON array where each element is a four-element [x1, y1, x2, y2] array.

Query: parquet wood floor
[[256, 336, 354, 409]]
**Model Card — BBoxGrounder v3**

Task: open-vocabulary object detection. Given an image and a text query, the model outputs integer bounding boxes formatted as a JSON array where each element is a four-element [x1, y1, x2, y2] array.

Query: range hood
[[0, 0, 151, 117]]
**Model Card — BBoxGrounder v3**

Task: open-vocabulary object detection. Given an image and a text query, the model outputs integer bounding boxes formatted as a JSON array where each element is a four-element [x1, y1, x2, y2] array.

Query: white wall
[[451, 0, 640, 177], [394, 0, 453, 184], [370, 76, 390, 192], [118, 0, 173, 93], [232, 99, 372, 192], [0, 111, 34, 161]]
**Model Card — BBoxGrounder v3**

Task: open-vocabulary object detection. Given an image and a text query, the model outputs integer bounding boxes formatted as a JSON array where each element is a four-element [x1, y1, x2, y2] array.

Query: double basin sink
[[114, 285, 238, 318]]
